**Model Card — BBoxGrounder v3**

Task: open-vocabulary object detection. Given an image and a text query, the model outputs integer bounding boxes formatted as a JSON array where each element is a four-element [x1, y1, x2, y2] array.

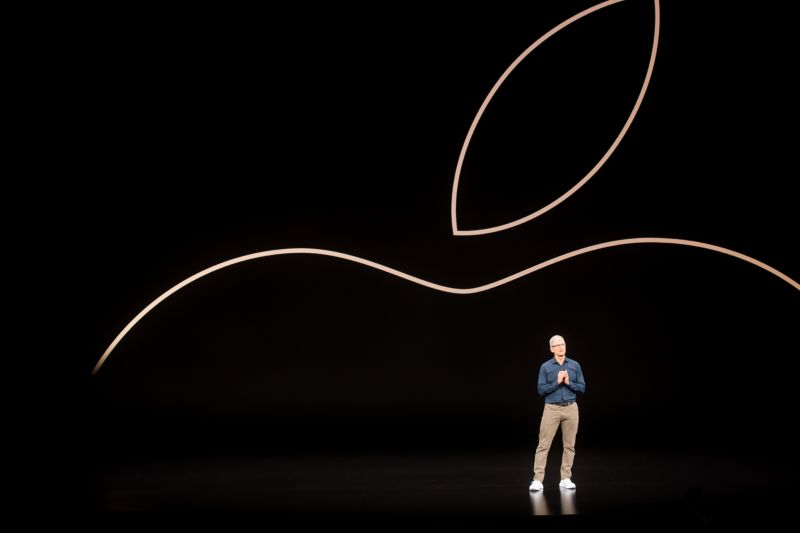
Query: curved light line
[[92, 238, 798, 375], [451, 0, 660, 236]]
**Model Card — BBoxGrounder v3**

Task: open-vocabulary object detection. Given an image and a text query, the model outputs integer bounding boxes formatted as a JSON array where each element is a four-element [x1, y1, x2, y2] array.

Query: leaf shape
[[451, 0, 660, 235]]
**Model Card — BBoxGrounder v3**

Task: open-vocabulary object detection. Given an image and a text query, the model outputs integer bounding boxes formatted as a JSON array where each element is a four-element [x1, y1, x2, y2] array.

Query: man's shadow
[[529, 487, 577, 516]]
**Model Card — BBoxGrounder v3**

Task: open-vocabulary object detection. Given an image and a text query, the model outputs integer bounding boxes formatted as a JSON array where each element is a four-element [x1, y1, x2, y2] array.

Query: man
[[529, 334, 586, 491]]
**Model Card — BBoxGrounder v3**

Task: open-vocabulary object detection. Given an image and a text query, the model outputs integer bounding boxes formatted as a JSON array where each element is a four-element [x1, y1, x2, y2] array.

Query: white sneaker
[[558, 478, 576, 489], [529, 480, 543, 491]]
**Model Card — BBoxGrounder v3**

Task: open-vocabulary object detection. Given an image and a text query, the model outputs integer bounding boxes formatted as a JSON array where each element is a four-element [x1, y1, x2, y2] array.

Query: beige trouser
[[532, 402, 579, 482]]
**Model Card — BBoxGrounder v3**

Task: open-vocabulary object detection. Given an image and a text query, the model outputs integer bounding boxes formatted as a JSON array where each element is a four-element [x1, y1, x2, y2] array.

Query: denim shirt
[[537, 357, 586, 403]]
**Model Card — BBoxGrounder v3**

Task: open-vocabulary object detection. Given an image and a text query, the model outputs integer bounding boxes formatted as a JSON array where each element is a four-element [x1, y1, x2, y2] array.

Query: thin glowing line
[[92, 238, 798, 375], [92, 0, 795, 375], [451, 0, 660, 236]]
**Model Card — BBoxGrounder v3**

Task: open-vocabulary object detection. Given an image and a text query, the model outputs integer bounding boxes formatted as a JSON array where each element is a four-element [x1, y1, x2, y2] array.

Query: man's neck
[[554, 356, 566, 365]]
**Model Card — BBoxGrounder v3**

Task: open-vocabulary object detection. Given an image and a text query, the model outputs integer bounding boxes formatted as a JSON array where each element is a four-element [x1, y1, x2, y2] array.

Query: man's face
[[550, 339, 566, 358]]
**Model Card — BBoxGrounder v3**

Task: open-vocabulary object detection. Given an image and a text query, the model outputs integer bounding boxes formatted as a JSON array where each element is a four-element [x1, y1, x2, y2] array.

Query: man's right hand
[[557, 370, 565, 384]]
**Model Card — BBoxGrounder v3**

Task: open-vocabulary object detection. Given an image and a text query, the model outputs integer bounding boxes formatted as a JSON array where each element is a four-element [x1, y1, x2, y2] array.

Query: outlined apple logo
[[91, 0, 798, 376]]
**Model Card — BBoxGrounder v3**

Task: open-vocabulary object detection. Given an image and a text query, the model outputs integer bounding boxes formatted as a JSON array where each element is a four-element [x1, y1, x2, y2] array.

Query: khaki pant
[[532, 402, 579, 482]]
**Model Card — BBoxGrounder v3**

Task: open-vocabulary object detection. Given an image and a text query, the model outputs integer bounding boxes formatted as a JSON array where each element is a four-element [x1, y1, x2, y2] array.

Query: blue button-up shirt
[[537, 356, 586, 403]]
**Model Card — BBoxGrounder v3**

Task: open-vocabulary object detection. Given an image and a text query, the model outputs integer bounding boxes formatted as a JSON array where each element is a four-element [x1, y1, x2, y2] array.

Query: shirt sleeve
[[538, 364, 559, 396], [567, 362, 586, 394]]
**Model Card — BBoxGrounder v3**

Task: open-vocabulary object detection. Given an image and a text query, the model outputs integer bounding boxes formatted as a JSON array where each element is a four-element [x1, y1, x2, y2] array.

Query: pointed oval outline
[[451, 0, 660, 236]]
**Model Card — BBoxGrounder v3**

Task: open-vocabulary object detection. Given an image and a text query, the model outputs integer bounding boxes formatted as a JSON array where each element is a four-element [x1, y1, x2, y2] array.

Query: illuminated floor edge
[[88, 448, 789, 520]]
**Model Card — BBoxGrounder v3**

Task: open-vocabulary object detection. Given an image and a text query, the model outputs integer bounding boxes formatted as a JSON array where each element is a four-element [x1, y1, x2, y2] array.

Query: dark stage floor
[[82, 448, 789, 527]]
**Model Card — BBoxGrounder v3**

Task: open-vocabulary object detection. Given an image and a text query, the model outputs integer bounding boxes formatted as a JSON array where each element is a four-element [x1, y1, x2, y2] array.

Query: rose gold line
[[451, 0, 659, 236], [92, 238, 798, 375]]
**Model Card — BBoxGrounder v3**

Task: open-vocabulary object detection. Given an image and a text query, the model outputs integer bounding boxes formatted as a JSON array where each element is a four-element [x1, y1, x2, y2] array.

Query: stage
[[35, 1, 799, 527], [82, 446, 788, 524]]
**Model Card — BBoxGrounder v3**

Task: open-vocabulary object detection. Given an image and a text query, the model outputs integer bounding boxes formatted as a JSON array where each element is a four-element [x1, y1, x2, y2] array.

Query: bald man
[[529, 335, 586, 491]]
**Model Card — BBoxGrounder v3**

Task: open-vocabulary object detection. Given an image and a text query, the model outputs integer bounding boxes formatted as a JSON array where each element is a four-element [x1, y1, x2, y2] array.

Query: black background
[[32, 0, 798, 514]]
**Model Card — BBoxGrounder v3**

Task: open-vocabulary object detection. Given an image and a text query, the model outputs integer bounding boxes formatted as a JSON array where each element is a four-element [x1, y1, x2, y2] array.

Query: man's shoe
[[559, 478, 576, 489], [529, 480, 543, 491]]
